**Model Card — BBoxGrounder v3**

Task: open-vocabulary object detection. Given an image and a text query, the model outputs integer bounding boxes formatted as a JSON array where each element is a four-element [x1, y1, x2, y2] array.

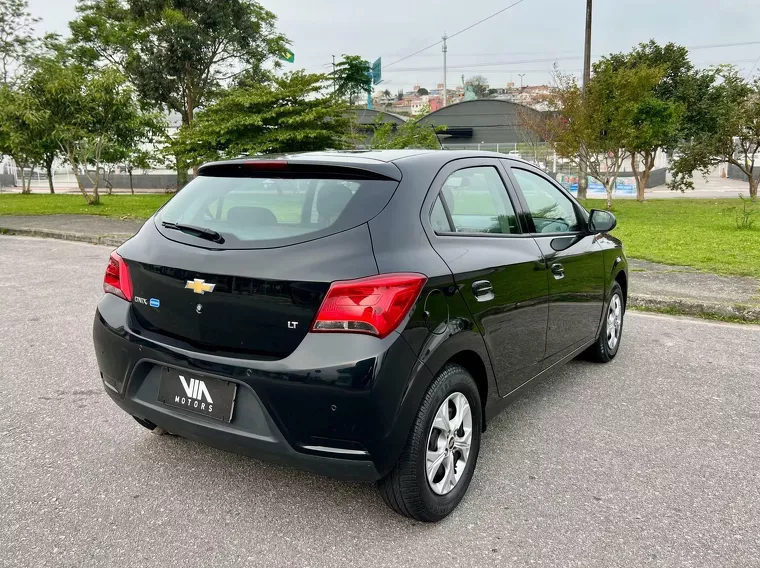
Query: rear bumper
[[102, 381, 380, 481], [93, 294, 431, 482]]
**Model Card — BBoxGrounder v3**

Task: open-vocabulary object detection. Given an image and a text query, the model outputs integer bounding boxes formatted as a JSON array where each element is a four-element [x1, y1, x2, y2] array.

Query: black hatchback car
[[94, 150, 627, 521]]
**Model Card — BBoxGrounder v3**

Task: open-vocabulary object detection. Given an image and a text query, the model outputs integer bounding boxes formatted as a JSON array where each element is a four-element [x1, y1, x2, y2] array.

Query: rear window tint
[[156, 175, 399, 249]]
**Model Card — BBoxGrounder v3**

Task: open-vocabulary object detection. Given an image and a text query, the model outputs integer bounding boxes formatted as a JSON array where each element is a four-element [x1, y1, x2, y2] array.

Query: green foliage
[[549, 63, 664, 208], [171, 71, 351, 166], [670, 68, 760, 199], [26, 57, 166, 204], [332, 55, 371, 105], [69, 0, 287, 125], [371, 116, 445, 150], [600, 41, 708, 200], [725, 195, 757, 229], [416, 87, 429, 96], [0, 85, 46, 192], [0, 0, 39, 86]]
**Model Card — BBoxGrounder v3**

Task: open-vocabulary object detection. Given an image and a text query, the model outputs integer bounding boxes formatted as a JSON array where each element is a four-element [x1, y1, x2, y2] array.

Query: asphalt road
[[2, 236, 759, 568]]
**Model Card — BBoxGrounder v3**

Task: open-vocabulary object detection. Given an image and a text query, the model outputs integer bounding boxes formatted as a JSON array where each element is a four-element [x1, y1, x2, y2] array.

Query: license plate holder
[[157, 367, 237, 422]]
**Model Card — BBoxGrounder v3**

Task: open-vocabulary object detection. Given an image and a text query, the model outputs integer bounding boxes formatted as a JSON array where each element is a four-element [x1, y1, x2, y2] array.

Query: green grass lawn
[[581, 198, 760, 279], [1, 193, 758, 278], [0, 194, 172, 219]]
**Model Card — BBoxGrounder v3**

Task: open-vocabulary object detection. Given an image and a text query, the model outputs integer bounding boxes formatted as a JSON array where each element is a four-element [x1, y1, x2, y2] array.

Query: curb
[[0, 227, 128, 247], [629, 293, 760, 323]]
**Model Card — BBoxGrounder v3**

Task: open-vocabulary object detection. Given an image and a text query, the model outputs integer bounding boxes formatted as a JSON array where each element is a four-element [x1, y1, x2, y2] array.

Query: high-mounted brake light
[[103, 251, 133, 301], [244, 160, 289, 170], [311, 273, 427, 339]]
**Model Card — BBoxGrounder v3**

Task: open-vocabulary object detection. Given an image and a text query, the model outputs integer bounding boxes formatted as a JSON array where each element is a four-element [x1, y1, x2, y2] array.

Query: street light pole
[[578, 0, 592, 198], [442, 33, 448, 107], [518, 73, 526, 90]]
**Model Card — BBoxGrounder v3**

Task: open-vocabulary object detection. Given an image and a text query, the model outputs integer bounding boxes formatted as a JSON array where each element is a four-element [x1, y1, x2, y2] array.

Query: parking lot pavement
[[1, 235, 759, 568]]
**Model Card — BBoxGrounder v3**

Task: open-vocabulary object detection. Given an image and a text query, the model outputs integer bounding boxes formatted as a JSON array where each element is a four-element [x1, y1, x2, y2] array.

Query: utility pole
[[442, 33, 448, 107], [578, 0, 592, 198], [332, 55, 336, 93]]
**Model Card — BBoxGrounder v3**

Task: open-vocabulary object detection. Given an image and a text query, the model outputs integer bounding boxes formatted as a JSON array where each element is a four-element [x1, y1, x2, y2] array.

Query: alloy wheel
[[607, 294, 623, 350], [426, 392, 473, 496]]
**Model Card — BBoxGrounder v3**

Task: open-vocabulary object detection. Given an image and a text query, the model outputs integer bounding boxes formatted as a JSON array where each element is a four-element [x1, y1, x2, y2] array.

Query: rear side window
[[156, 174, 399, 249], [438, 166, 519, 234]]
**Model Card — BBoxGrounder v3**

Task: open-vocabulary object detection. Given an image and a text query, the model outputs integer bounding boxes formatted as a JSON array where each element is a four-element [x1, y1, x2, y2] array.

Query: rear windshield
[[155, 174, 399, 249]]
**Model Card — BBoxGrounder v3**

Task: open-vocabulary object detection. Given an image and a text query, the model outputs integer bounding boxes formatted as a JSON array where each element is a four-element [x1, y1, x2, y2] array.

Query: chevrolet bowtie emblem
[[185, 279, 216, 294]]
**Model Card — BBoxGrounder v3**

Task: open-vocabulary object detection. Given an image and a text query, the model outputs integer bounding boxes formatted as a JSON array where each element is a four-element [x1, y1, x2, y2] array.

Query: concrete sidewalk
[[0, 215, 145, 246], [1, 214, 758, 322]]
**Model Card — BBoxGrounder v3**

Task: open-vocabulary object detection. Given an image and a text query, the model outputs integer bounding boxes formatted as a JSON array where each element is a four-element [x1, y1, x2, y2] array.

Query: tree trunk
[[46, 161, 54, 194], [750, 176, 759, 200], [577, 150, 588, 199], [605, 177, 616, 211], [186, 81, 198, 179], [26, 167, 34, 193], [630, 153, 645, 202], [128, 167, 134, 195]]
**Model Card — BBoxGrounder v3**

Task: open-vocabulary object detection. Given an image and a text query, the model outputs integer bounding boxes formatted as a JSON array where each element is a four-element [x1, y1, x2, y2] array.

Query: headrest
[[226, 206, 278, 226], [316, 183, 353, 220]]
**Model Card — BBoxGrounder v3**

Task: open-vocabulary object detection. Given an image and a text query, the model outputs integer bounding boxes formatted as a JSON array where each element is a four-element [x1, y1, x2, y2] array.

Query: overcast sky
[[28, 0, 760, 92]]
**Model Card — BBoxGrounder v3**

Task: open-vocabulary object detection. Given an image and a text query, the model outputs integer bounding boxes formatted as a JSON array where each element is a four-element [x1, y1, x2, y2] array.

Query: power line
[[446, 0, 529, 42], [385, 0, 528, 69]]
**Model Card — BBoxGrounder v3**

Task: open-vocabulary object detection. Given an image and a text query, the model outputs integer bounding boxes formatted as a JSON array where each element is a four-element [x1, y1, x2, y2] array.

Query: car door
[[424, 158, 549, 396], [504, 164, 606, 365]]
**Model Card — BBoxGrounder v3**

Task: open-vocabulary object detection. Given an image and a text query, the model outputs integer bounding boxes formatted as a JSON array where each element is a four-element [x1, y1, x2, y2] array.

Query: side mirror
[[588, 209, 617, 233]]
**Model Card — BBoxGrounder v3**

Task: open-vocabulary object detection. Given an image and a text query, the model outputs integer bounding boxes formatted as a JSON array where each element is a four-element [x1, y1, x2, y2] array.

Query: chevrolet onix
[[94, 150, 627, 521]]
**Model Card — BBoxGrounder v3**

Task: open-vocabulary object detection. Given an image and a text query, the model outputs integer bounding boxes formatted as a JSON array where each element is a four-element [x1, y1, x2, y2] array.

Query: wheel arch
[[614, 269, 628, 308]]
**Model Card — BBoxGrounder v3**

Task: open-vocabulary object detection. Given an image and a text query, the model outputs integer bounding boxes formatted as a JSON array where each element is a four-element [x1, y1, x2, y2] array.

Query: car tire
[[378, 364, 482, 522], [585, 282, 625, 363]]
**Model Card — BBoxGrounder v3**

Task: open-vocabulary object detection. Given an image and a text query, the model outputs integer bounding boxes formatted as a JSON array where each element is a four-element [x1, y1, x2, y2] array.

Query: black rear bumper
[[102, 380, 380, 481], [93, 294, 432, 482]]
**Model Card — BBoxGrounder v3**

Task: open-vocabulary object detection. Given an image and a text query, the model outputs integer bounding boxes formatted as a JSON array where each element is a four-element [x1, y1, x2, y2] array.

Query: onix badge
[[185, 279, 216, 294]]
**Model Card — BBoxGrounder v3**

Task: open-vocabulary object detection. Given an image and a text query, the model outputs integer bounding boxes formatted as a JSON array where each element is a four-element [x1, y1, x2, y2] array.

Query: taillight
[[311, 273, 427, 339], [103, 251, 133, 301]]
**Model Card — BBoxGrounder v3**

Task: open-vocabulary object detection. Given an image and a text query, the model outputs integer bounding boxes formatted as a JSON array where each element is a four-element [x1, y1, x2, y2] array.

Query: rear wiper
[[161, 221, 224, 244]]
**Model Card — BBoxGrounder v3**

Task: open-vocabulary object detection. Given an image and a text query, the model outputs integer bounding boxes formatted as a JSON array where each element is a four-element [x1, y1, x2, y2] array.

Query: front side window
[[438, 166, 519, 234], [511, 168, 580, 234]]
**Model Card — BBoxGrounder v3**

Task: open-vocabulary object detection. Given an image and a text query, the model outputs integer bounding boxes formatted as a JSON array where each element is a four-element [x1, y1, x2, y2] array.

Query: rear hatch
[[125, 159, 401, 359]]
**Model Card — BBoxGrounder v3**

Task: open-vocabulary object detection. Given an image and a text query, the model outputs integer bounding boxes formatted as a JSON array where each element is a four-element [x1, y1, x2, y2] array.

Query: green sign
[[279, 50, 295, 63], [371, 57, 382, 85]]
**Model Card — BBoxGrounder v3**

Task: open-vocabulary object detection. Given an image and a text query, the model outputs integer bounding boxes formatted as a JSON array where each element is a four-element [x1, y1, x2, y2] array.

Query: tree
[[371, 117, 445, 150], [670, 67, 760, 200], [125, 148, 154, 194], [332, 55, 371, 106], [465, 75, 490, 99], [171, 72, 351, 166], [0, 0, 39, 87], [0, 86, 45, 192], [547, 63, 664, 209], [27, 59, 165, 204], [382, 89, 392, 98], [601, 41, 707, 201], [69, 0, 288, 185], [417, 87, 429, 96], [515, 105, 557, 167]]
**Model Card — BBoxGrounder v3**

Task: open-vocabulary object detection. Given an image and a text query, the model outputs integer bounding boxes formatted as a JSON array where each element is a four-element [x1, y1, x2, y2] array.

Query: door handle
[[551, 263, 565, 280], [472, 280, 494, 302]]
